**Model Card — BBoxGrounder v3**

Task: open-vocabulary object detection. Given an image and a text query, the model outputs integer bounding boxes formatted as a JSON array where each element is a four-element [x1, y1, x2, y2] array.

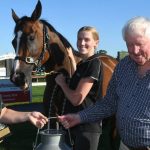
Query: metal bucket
[[35, 129, 72, 150]]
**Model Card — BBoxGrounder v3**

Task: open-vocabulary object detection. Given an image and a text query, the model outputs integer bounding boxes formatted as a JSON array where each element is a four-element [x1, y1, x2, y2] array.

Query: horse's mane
[[40, 19, 74, 50], [40, 20, 84, 59]]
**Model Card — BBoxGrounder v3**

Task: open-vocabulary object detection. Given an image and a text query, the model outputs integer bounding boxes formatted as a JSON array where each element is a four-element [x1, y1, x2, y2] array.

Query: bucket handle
[[33, 117, 58, 150]]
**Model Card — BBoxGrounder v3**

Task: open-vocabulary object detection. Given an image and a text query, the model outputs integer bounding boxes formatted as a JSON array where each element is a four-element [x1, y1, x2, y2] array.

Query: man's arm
[[0, 107, 48, 128]]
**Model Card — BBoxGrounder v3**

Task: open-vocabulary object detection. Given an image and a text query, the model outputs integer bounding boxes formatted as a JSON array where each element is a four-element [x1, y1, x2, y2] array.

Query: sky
[[0, 0, 150, 58]]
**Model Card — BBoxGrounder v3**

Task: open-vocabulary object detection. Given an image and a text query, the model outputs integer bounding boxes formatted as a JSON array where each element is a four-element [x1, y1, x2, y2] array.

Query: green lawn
[[31, 85, 45, 102], [6, 85, 45, 106]]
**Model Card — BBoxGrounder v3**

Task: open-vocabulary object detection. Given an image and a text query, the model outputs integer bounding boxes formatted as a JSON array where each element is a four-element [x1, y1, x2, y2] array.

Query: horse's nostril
[[15, 73, 26, 86], [11, 72, 26, 87]]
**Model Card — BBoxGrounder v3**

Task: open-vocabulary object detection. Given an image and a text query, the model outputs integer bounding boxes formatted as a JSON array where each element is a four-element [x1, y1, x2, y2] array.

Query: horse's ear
[[12, 9, 20, 23], [31, 0, 42, 21]]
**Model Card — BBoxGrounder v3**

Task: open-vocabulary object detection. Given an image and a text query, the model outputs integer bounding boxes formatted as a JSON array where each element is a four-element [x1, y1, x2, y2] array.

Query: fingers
[[35, 119, 47, 129], [66, 47, 72, 53], [32, 112, 48, 122], [29, 112, 48, 128], [36, 122, 44, 129], [39, 114, 48, 122], [58, 115, 72, 129], [61, 120, 70, 129], [58, 114, 81, 129], [36, 117, 48, 129], [66, 47, 73, 55]]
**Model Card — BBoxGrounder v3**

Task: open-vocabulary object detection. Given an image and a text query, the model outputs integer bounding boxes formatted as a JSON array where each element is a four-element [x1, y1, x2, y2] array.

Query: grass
[[31, 85, 45, 102], [6, 85, 45, 106]]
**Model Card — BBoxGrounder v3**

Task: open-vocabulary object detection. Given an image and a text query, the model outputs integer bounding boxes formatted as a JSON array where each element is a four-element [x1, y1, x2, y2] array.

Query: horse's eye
[[29, 35, 35, 41]]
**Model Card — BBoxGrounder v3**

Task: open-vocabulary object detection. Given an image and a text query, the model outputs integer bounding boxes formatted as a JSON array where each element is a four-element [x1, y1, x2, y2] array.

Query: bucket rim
[[40, 129, 64, 135]]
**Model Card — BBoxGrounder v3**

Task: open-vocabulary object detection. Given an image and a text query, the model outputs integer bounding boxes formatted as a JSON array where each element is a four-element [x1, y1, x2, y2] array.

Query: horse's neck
[[62, 49, 82, 77], [49, 44, 79, 77], [99, 55, 118, 73], [47, 30, 82, 76], [98, 54, 118, 97]]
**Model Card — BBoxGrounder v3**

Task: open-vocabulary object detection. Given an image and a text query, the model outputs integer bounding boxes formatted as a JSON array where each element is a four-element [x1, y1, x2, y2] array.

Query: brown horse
[[10, 0, 118, 148]]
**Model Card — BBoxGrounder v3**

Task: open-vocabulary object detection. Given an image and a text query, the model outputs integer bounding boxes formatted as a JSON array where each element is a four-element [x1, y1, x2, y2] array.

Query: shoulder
[[90, 57, 101, 64], [79, 56, 101, 68], [117, 55, 133, 69], [114, 55, 136, 78], [85, 57, 101, 79], [87, 58, 101, 71], [87, 55, 101, 65]]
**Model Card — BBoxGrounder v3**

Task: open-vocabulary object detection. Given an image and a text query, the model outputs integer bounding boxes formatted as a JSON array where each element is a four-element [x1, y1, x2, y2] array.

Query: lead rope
[[61, 97, 74, 147], [60, 74, 74, 147], [47, 84, 58, 131]]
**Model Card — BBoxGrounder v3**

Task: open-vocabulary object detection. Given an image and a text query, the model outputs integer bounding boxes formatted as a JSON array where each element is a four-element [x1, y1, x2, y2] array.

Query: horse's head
[[10, 1, 51, 90], [10, 1, 82, 90]]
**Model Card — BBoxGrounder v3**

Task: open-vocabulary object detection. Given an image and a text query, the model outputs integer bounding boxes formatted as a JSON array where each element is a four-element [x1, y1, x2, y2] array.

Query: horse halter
[[14, 24, 50, 69]]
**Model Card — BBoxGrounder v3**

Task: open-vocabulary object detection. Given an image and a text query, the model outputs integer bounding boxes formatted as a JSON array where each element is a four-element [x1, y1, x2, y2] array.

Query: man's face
[[126, 34, 150, 65]]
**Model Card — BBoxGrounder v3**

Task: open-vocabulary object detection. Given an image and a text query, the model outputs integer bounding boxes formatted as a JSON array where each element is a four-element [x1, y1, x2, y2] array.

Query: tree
[[97, 49, 107, 54]]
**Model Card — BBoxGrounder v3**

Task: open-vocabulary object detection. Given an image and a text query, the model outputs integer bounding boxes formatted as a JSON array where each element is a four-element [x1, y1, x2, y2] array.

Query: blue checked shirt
[[79, 56, 150, 148]]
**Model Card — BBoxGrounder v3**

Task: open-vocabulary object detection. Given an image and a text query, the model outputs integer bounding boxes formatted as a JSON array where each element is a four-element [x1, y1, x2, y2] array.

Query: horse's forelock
[[14, 16, 36, 34]]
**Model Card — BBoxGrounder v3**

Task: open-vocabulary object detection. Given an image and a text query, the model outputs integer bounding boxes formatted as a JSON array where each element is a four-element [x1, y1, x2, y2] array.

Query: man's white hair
[[122, 16, 150, 41]]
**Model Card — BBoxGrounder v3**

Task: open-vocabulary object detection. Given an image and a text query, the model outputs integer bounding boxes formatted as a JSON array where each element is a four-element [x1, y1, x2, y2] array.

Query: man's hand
[[28, 112, 48, 128], [58, 114, 81, 129]]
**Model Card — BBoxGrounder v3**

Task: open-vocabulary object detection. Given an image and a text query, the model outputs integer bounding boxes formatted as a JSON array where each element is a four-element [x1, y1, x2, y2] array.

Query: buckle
[[25, 57, 35, 64]]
